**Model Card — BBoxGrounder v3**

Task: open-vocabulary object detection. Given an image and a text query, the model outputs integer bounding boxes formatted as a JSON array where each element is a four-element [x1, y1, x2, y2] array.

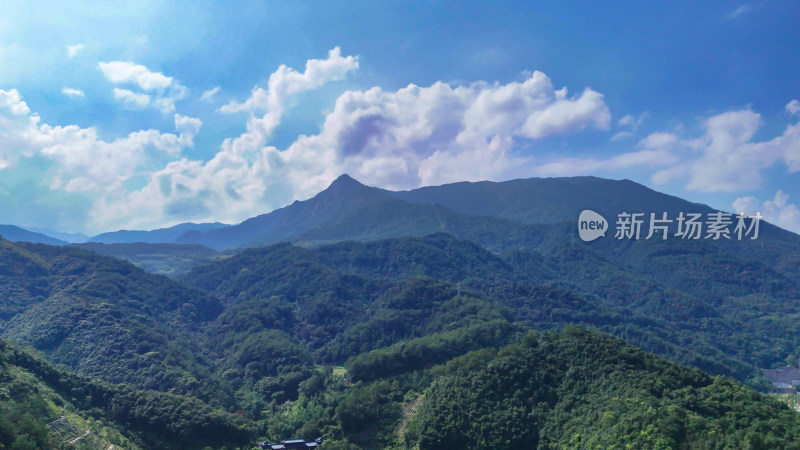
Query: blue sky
[[1, 1, 799, 235]]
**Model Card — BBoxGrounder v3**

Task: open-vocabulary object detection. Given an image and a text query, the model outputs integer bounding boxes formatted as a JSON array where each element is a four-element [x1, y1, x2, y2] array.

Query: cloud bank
[[0, 89, 200, 196], [7, 47, 795, 235], [535, 106, 800, 194], [90, 52, 610, 230], [649, 109, 800, 192]]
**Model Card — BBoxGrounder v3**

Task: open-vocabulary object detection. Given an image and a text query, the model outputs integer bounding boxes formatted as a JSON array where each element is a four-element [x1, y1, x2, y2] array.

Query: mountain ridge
[[20, 174, 796, 253], [89, 221, 230, 244], [0, 224, 68, 246]]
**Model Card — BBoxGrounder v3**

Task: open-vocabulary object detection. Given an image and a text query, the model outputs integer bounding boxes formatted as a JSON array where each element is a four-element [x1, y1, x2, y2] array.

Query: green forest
[[2, 226, 800, 448], [3, 178, 800, 448]]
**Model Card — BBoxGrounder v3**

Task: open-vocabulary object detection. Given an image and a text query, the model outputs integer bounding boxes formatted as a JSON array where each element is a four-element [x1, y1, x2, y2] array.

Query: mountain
[[0, 238, 230, 405], [404, 327, 800, 449], [89, 221, 229, 244], [0, 337, 253, 449], [25, 226, 88, 243], [181, 233, 800, 383], [0, 224, 67, 246], [176, 174, 563, 251], [267, 329, 800, 448], [172, 174, 799, 265], [180, 238, 519, 408], [176, 232, 800, 446], [73, 242, 219, 277], [387, 175, 712, 224], [5, 316, 795, 449], [177, 174, 395, 250], [3, 232, 800, 447], [171, 175, 800, 377], [387, 176, 800, 287], [5, 175, 800, 447]]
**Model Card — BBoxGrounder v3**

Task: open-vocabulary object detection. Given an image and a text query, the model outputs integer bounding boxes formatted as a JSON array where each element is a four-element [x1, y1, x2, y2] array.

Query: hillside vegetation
[[0, 338, 253, 449]]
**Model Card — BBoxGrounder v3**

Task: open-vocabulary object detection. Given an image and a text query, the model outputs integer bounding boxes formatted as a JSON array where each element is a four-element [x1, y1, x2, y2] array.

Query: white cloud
[[67, 43, 84, 58], [787, 99, 800, 115], [0, 88, 31, 115], [611, 130, 632, 141], [618, 115, 635, 127], [269, 71, 610, 191], [534, 132, 679, 176], [315, 72, 609, 188], [89, 48, 359, 229], [725, 4, 752, 19], [518, 84, 610, 139], [732, 196, 760, 215], [213, 46, 359, 167], [100, 61, 186, 113], [219, 47, 358, 115], [200, 86, 220, 102], [733, 191, 800, 234], [0, 89, 36, 170], [151, 97, 179, 114], [92, 56, 612, 230], [174, 114, 202, 147], [647, 108, 800, 192], [219, 87, 268, 114], [0, 89, 199, 196], [638, 131, 679, 151], [99, 61, 174, 91], [611, 112, 647, 141], [61, 87, 85, 97], [113, 88, 151, 108]]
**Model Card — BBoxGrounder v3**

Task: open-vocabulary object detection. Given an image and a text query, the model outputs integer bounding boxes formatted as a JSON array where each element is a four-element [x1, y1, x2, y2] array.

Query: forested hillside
[[0, 338, 253, 449], [182, 233, 800, 384], [0, 239, 230, 405], [405, 327, 800, 449]]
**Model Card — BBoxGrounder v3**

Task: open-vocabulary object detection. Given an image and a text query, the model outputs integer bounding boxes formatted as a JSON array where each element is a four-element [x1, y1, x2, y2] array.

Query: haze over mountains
[[0, 224, 69, 246]]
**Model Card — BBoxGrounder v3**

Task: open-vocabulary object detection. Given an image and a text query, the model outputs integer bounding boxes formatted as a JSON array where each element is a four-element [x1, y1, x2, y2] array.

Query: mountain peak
[[321, 174, 374, 196], [329, 173, 363, 187]]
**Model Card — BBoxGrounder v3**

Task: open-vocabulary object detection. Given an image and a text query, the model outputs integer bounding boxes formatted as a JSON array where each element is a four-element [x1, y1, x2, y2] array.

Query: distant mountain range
[[0, 224, 68, 246], [54, 174, 713, 251], [7, 175, 793, 252], [175, 174, 720, 250], [1, 221, 228, 246], [5, 174, 797, 279], [88, 221, 230, 244], [25, 226, 89, 243]]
